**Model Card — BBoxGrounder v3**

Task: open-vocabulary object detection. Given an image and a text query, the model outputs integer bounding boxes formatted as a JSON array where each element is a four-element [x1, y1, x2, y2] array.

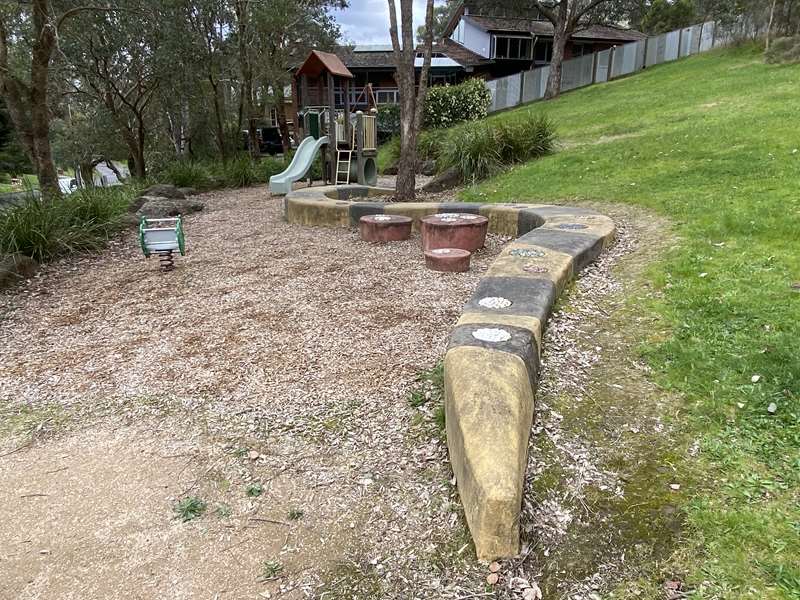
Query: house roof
[[296, 50, 354, 79], [333, 39, 490, 70], [466, 14, 646, 42]]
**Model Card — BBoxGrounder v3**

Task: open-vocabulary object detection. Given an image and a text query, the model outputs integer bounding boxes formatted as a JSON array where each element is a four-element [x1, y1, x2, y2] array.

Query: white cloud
[[333, 0, 436, 45]]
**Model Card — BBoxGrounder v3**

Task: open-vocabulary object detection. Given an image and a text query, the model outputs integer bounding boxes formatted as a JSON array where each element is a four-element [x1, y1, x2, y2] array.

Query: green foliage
[[288, 508, 304, 520], [423, 78, 492, 129], [460, 45, 800, 595], [174, 496, 207, 522], [0, 186, 138, 262], [640, 0, 696, 34], [376, 104, 401, 136], [439, 114, 555, 183], [246, 483, 264, 497], [261, 560, 284, 580], [159, 156, 287, 191], [765, 36, 800, 64]]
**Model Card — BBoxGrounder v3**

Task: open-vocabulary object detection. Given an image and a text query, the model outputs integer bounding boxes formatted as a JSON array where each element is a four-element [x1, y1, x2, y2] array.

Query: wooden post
[[608, 46, 616, 80], [327, 72, 336, 184], [642, 36, 649, 68], [293, 77, 303, 140], [355, 111, 365, 185], [344, 78, 351, 147]]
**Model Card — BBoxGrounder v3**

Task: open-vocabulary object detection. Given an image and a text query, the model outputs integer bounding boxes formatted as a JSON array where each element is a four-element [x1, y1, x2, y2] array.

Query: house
[[443, 1, 647, 78], [285, 3, 644, 139]]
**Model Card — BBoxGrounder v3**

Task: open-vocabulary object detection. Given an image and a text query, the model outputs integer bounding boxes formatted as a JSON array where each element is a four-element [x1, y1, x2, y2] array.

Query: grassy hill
[[462, 44, 799, 598]]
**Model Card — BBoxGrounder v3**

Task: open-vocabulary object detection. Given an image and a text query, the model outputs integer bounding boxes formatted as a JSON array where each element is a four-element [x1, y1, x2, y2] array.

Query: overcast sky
[[331, 0, 437, 45]]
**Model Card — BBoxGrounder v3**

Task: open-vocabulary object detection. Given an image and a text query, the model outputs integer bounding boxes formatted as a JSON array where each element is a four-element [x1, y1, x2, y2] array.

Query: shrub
[[439, 121, 502, 183], [424, 78, 492, 130], [159, 155, 287, 191], [162, 161, 212, 190], [495, 114, 556, 166], [439, 113, 555, 183], [764, 36, 800, 64], [0, 185, 138, 262], [377, 104, 401, 136]]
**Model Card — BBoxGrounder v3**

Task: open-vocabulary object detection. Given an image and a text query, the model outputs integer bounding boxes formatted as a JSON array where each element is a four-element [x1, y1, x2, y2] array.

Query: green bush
[[439, 121, 502, 183], [439, 113, 555, 183], [160, 156, 287, 190], [0, 186, 138, 262], [377, 104, 401, 136], [424, 78, 492, 129], [162, 161, 212, 189], [764, 36, 800, 64]]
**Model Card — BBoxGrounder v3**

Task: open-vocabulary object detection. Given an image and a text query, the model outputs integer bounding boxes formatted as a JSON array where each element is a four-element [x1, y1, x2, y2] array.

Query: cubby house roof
[[296, 50, 354, 79]]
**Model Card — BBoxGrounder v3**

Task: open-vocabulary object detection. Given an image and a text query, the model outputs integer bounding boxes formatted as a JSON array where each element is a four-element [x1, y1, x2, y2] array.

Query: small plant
[[174, 496, 207, 522], [246, 483, 264, 497], [288, 508, 304, 521], [216, 504, 232, 518], [261, 559, 284, 580]]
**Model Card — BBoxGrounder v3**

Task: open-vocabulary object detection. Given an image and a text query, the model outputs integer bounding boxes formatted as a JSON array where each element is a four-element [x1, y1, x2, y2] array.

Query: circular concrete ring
[[424, 247, 472, 272], [359, 214, 413, 242], [421, 214, 489, 252]]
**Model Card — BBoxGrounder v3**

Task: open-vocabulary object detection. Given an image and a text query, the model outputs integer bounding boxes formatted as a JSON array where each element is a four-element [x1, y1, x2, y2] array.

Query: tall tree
[[388, 0, 435, 201], [0, 1, 66, 198]]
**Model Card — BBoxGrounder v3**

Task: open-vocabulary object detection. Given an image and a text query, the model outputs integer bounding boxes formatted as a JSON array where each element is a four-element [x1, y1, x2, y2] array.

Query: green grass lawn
[[0, 173, 38, 194], [462, 44, 800, 598]]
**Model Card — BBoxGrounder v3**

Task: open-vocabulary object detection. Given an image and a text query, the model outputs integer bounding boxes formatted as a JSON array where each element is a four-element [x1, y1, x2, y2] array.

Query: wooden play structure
[[270, 51, 378, 195]]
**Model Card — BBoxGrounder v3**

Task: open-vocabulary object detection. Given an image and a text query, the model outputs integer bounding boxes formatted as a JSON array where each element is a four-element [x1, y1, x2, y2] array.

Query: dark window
[[493, 35, 532, 60], [534, 41, 552, 63], [572, 42, 592, 57]]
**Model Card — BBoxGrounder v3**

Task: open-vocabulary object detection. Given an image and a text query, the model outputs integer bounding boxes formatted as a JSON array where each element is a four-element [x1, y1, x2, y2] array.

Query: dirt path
[[0, 186, 506, 599]]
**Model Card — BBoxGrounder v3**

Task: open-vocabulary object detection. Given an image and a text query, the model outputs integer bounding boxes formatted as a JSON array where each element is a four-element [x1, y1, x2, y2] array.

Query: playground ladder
[[336, 149, 352, 185]]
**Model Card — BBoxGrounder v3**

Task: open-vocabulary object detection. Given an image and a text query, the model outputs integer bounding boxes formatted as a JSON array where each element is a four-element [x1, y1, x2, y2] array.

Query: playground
[[0, 184, 513, 598]]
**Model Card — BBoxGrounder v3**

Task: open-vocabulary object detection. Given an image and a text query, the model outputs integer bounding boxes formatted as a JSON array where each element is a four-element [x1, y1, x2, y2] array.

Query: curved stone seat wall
[[283, 185, 615, 560]]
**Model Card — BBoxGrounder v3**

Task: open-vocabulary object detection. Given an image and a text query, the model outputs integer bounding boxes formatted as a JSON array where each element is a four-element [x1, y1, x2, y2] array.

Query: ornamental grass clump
[[0, 186, 137, 262], [440, 113, 556, 183]]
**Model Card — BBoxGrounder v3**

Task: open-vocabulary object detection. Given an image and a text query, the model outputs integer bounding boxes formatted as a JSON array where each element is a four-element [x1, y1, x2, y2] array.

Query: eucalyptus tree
[[387, 0, 434, 201], [0, 0, 111, 198]]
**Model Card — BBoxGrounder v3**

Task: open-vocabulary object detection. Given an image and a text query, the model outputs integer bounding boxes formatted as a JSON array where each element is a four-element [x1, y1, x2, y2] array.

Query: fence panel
[[561, 54, 594, 91], [489, 73, 523, 111], [595, 48, 611, 82], [485, 19, 756, 113], [664, 30, 680, 61], [522, 66, 548, 103], [699, 22, 715, 51]]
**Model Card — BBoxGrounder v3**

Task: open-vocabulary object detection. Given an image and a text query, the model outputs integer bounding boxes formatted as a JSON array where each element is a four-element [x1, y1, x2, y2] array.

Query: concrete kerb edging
[[282, 185, 616, 560]]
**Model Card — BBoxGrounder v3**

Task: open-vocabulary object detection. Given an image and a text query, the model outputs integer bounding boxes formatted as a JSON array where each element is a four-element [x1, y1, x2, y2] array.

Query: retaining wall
[[283, 185, 616, 560]]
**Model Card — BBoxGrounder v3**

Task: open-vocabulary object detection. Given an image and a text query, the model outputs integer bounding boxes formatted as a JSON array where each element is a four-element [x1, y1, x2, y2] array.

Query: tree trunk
[[766, 0, 778, 49], [388, 0, 434, 201], [79, 162, 96, 187], [276, 100, 292, 155], [26, 1, 61, 200], [209, 75, 228, 162], [545, 24, 569, 99]]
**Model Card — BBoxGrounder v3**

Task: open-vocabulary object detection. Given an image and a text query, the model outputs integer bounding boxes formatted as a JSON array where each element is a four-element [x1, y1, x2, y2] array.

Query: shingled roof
[[333, 39, 491, 70], [466, 14, 646, 43]]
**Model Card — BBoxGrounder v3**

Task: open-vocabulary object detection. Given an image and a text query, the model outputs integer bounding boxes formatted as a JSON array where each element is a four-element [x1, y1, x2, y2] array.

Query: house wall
[[453, 17, 492, 58]]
